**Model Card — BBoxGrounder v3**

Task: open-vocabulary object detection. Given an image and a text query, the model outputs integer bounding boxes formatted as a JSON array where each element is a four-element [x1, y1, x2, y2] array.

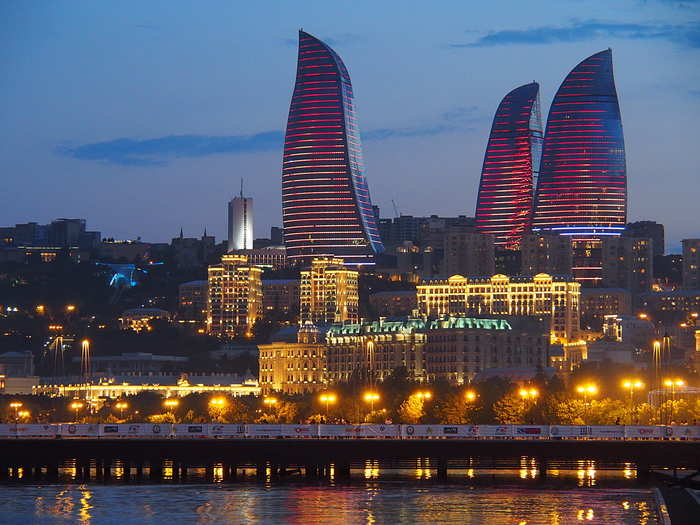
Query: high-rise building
[[416, 273, 581, 343], [520, 231, 573, 276], [178, 280, 208, 322], [601, 236, 653, 294], [282, 30, 383, 266], [442, 227, 495, 277], [206, 254, 263, 338], [300, 257, 359, 325], [625, 221, 664, 257], [532, 49, 627, 237], [228, 192, 253, 252], [475, 82, 543, 248], [683, 239, 700, 289]]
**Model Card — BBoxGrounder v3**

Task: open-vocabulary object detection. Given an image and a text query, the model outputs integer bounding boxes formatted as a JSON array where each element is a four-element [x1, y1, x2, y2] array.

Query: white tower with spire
[[228, 179, 253, 251]]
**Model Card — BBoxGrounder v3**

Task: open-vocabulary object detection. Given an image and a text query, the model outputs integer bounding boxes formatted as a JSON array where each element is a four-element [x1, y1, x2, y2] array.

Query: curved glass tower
[[532, 49, 626, 237], [475, 82, 542, 248], [282, 30, 383, 266]]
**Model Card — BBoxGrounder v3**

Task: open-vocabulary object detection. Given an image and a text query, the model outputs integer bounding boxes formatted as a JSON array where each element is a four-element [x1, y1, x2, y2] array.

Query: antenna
[[240, 178, 244, 198], [392, 199, 400, 218]]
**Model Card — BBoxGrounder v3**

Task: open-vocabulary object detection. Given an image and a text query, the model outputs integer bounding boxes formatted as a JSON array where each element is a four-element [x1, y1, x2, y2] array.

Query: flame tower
[[282, 30, 383, 265], [532, 49, 627, 237], [475, 82, 542, 248]]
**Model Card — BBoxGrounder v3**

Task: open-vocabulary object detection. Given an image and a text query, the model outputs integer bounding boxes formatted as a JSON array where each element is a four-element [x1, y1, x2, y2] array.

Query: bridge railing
[[1, 423, 699, 440]]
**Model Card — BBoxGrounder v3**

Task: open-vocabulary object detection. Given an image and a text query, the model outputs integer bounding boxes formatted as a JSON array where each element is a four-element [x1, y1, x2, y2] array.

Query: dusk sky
[[2, 1, 698, 252]]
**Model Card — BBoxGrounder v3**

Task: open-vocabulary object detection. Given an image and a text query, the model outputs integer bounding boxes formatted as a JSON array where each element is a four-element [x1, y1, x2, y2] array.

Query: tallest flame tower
[[282, 30, 383, 266]]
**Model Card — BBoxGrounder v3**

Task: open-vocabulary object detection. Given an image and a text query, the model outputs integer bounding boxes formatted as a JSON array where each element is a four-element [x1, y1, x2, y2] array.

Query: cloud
[[59, 131, 284, 166], [450, 20, 700, 48], [59, 106, 480, 166]]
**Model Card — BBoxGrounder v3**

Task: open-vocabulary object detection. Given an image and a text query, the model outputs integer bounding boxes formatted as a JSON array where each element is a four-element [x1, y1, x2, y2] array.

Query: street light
[[70, 400, 84, 422], [414, 391, 432, 400], [114, 401, 128, 420], [9, 401, 22, 422], [163, 398, 179, 412], [209, 397, 226, 408], [519, 388, 539, 401], [663, 379, 685, 401], [363, 392, 380, 413], [17, 410, 30, 421], [465, 390, 477, 402], [319, 393, 337, 417], [262, 397, 278, 412], [622, 380, 644, 424], [575, 384, 599, 405]]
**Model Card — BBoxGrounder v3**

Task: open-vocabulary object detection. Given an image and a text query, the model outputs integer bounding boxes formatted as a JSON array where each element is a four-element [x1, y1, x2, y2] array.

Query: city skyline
[[2, 1, 699, 252]]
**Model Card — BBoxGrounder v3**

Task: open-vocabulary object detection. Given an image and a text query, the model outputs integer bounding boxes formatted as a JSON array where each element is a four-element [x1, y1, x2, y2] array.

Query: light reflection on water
[[0, 483, 660, 525]]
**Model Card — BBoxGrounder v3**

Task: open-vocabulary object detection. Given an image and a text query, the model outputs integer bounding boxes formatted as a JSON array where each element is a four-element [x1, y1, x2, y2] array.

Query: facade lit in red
[[532, 49, 627, 238], [475, 82, 542, 248], [282, 31, 383, 266]]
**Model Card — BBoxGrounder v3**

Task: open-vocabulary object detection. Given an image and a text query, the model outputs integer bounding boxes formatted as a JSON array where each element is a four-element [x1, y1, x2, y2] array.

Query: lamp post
[[9, 401, 22, 423], [622, 380, 644, 424], [465, 390, 477, 403], [363, 392, 380, 415], [209, 397, 227, 421], [115, 401, 128, 420], [163, 398, 179, 414], [663, 379, 685, 402], [319, 393, 337, 419], [414, 391, 432, 401], [18, 410, 30, 422], [70, 400, 84, 423], [262, 397, 278, 414], [576, 384, 598, 405]]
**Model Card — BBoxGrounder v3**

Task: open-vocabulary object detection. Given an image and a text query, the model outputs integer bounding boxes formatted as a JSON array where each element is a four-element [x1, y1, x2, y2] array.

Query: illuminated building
[[207, 254, 263, 338], [625, 221, 664, 257], [300, 257, 358, 325], [532, 49, 626, 238], [229, 247, 287, 269], [442, 227, 496, 277], [580, 288, 631, 327], [228, 192, 253, 251], [262, 279, 300, 316], [119, 308, 171, 332], [601, 236, 653, 293], [258, 323, 326, 394], [282, 30, 383, 266], [324, 316, 548, 384], [475, 82, 542, 248], [683, 239, 700, 289], [178, 280, 208, 322], [520, 231, 572, 276], [416, 273, 580, 343]]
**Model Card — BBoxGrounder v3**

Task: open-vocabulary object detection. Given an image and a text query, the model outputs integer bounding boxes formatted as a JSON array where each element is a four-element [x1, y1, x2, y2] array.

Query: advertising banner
[[207, 424, 246, 437], [59, 424, 99, 437]]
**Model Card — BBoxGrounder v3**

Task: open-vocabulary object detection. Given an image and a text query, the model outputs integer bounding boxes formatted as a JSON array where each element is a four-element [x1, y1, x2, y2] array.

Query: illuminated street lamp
[[209, 397, 226, 408], [163, 398, 179, 412], [262, 397, 278, 413], [363, 392, 380, 413], [17, 410, 30, 421], [575, 384, 599, 405], [414, 391, 432, 400], [114, 401, 128, 420], [519, 388, 539, 401], [663, 379, 685, 402], [70, 400, 84, 422], [465, 390, 477, 402], [319, 393, 337, 417], [9, 401, 23, 423], [66, 305, 77, 313], [622, 380, 644, 424]]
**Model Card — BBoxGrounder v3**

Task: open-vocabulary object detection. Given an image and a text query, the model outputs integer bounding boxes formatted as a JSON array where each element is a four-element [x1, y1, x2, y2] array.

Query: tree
[[430, 391, 478, 424], [397, 395, 424, 423], [493, 393, 527, 424]]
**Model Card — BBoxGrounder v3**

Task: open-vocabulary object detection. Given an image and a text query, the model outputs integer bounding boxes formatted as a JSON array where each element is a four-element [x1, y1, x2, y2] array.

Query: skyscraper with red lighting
[[532, 49, 626, 237], [475, 82, 542, 248], [282, 30, 383, 266]]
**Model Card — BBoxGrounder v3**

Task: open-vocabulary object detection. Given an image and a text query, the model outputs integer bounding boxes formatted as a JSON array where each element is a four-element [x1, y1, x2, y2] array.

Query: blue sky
[[1, 1, 698, 252]]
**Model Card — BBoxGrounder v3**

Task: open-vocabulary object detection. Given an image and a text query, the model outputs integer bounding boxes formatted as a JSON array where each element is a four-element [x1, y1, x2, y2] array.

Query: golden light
[[66, 305, 76, 312], [576, 384, 598, 395], [70, 401, 84, 410], [263, 397, 278, 406], [209, 397, 226, 407], [115, 402, 128, 410], [622, 380, 644, 390], [691, 312, 698, 318], [35, 305, 45, 313], [9, 401, 23, 410], [18, 410, 30, 419], [363, 392, 380, 402], [519, 388, 539, 400], [638, 313, 648, 319], [414, 390, 432, 400], [319, 393, 337, 404], [664, 379, 685, 388], [465, 390, 477, 402], [163, 398, 179, 409]]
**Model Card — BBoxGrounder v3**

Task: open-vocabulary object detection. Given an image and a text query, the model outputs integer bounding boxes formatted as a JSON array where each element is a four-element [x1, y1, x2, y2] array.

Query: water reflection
[[0, 484, 661, 524], [576, 460, 597, 487]]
